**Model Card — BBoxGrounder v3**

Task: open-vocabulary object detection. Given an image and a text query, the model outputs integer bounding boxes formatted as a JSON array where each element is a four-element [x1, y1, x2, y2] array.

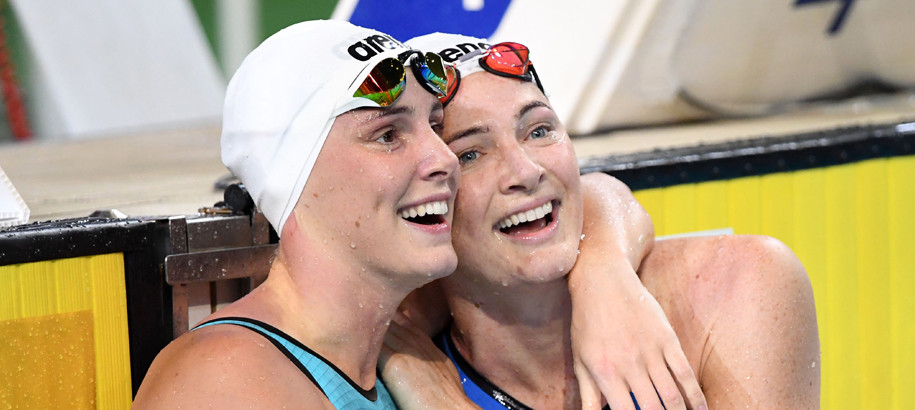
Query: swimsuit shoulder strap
[[438, 330, 534, 410], [194, 317, 395, 409]]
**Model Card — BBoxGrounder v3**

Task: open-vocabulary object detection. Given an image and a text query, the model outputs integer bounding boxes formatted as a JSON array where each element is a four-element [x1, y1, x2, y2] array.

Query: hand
[[378, 312, 480, 410], [570, 270, 707, 410], [571, 173, 707, 410]]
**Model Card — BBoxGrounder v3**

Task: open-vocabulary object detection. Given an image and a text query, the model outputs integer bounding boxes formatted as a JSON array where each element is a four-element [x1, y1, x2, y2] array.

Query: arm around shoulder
[[569, 172, 707, 410], [577, 172, 654, 271]]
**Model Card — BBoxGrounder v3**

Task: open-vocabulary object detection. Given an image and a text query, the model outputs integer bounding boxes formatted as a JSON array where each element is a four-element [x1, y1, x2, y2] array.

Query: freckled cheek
[[551, 149, 582, 186], [453, 190, 489, 238]]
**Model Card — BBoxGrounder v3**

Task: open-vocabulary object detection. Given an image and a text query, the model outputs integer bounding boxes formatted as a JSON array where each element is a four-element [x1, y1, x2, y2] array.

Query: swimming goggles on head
[[449, 41, 545, 105], [353, 50, 460, 107]]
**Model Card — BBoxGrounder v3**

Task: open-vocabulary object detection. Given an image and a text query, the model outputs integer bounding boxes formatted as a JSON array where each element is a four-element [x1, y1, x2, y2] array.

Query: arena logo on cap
[[347, 33, 405, 61], [437, 41, 491, 63]]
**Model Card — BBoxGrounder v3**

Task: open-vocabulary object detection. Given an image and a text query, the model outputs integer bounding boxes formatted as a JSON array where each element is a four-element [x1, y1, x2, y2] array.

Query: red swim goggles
[[354, 50, 460, 107], [479, 42, 544, 94], [440, 41, 545, 106]]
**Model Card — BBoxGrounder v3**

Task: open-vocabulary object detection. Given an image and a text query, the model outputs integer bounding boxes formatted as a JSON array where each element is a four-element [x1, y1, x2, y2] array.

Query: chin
[[417, 250, 459, 281], [519, 249, 578, 283]]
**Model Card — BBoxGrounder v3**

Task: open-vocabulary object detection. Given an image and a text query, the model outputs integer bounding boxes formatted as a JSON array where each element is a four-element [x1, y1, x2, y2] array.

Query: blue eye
[[530, 127, 548, 139], [458, 150, 479, 164]]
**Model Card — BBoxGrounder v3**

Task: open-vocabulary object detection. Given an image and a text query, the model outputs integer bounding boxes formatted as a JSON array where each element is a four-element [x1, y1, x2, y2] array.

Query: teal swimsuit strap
[[194, 317, 395, 409]]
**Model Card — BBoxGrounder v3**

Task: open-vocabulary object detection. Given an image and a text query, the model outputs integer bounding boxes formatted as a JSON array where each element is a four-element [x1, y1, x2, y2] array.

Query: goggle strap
[[439, 65, 461, 107], [410, 63, 446, 98], [528, 63, 546, 94]]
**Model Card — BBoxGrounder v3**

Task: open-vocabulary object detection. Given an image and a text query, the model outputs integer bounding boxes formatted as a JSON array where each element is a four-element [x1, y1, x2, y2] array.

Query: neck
[[444, 274, 581, 409], [216, 235, 412, 390]]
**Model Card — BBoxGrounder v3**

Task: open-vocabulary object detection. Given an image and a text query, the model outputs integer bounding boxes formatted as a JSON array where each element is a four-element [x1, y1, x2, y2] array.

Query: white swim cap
[[407, 32, 547, 101], [407, 32, 491, 80], [221, 20, 412, 234]]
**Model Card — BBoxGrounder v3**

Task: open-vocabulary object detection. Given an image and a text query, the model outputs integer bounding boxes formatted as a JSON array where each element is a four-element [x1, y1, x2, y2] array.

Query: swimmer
[[380, 33, 820, 410], [133, 21, 476, 409]]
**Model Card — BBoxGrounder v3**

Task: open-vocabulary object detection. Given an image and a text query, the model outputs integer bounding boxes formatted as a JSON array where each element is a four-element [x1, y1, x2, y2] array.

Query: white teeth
[[525, 209, 536, 221], [401, 201, 449, 219], [499, 202, 553, 230]]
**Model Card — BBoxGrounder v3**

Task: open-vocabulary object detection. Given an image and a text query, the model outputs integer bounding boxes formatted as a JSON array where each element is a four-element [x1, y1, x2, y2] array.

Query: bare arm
[[568, 172, 706, 410], [379, 312, 481, 410]]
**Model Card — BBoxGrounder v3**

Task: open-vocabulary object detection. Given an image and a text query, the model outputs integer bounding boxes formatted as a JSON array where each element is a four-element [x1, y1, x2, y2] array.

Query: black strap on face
[[398, 49, 446, 98]]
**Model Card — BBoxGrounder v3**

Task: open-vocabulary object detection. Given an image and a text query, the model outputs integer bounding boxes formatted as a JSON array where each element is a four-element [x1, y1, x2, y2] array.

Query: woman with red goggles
[[379, 33, 821, 410]]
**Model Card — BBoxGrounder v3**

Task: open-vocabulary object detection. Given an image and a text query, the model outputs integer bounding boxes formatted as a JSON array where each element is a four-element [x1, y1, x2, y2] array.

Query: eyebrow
[[517, 100, 552, 120], [444, 100, 551, 144], [353, 105, 414, 125], [377, 105, 414, 119], [443, 125, 488, 145]]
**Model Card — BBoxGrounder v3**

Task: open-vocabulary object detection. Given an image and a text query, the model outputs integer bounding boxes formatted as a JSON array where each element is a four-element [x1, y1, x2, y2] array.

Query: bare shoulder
[[133, 324, 331, 409], [580, 172, 632, 195], [644, 234, 809, 298], [652, 234, 801, 268]]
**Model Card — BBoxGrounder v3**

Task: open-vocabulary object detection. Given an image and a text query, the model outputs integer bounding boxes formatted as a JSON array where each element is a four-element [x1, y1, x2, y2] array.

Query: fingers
[[665, 347, 707, 410], [602, 377, 638, 410], [646, 359, 686, 410], [585, 353, 703, 410], [573, 361, 603, 410], [628, 371, 666, 410]]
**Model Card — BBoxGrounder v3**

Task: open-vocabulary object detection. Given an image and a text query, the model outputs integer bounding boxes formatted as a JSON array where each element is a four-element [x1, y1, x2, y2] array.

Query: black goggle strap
[[399, 50, 450, 98]]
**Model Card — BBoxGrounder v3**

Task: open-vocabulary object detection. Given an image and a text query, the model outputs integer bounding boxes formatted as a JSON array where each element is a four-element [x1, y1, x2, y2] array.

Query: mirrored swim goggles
[[351, 49, 460, 108], [440, 41, 545, 105]]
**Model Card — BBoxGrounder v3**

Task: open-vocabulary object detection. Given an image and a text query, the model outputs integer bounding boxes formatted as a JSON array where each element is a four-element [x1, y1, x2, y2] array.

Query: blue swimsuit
[[194, 317, 396, 409], [438, 330, 638, 410]]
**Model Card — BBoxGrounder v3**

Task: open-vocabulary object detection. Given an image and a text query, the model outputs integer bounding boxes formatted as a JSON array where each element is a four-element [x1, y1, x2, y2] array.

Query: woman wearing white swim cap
[[134, 21, 477, 409]]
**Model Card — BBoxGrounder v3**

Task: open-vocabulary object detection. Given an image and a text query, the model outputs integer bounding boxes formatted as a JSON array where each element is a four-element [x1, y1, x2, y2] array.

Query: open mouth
[[497, 201, 556, 235], [400, 200, 448, 225]]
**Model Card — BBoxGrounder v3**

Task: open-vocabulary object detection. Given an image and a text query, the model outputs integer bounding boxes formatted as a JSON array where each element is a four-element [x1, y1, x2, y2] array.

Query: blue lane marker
[[795, 0, 857, 35]]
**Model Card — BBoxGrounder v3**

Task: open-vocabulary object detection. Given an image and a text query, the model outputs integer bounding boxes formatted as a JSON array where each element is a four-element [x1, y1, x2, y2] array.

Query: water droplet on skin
[[810, 361, 817, 368], [350, 242, 356, 249], [500, 280, 508, 287], [581, 234, 586, 240]]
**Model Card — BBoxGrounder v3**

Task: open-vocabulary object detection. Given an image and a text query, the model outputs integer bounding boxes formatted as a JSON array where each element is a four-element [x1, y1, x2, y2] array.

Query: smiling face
[[442, 73, 583, 289], [294, 74, 460, 286]]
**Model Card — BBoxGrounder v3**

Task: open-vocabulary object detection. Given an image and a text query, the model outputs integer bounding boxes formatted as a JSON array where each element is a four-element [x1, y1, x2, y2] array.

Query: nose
[[499, 140, 544, 194], [417, 129, 459, 183]]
